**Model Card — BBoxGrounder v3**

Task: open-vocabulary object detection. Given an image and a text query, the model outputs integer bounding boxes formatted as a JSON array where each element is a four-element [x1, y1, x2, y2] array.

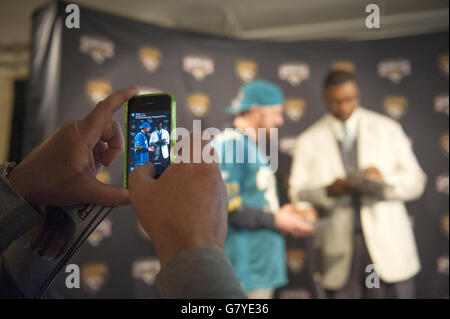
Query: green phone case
[[123, 93, 176, 188]]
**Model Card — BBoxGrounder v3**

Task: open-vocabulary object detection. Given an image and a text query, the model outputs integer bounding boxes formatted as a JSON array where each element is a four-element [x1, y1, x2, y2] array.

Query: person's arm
[[6, 87, 137, 208], [0, 163, 42, 254], [221, 154, 314, 235], [157, 247, 246, 299], [228, 206, 275, 229], [149, 132, 157, 147], [163, 130, 170, 145], [378, 122, 427, 202], [135, 134, 144, 151], [129, 134, 247, 299]]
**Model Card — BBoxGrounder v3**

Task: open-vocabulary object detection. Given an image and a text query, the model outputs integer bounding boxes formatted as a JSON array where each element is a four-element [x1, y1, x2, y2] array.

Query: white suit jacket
[[288, 107, 427, 289], [150, 128, 170, 159]]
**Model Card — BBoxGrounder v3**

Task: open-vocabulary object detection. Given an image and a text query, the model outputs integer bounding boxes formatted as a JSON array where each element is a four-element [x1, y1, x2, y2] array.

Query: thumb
[[129, 162, 156, 190], [84, 180, 130, 206]]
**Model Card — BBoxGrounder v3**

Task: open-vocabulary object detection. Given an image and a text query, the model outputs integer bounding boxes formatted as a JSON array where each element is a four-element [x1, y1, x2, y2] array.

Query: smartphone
[[124, 93, 176, 187]]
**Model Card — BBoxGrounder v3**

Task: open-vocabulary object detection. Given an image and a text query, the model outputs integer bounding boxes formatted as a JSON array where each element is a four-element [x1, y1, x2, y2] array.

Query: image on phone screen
[[127, 109, 171, 181]]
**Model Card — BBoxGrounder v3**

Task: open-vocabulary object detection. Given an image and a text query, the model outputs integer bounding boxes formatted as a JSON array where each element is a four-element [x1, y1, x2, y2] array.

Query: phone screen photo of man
[[149, 121, 170, 166]]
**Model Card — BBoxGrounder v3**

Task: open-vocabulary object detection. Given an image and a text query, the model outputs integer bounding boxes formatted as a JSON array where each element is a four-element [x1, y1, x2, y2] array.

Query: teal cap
[[139, 122, 151, 129], [225, 79, 284, 114]]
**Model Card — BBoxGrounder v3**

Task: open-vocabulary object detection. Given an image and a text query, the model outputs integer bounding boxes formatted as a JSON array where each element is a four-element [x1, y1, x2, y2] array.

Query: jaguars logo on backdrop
[[132, 257, 161, 285], [278, 62, 310, 86], [436, 173, 449, 195], [438, 53, 449, 76], [236, 60, 258, 83], [434, 94, 449, 116], [186, 93, 211, 118], [383, 95, 408, 120], [182, 55, 214, 81], [378, 58, 411, 84], [139, 46, 162, 73], [332, 60, 356, 73], [96, 170, 111, 184], [441, 213, 449, 239], [79, 35, 115, 64], [87, 218, 112, 247], [85, 79, 112, 106], [81, 262, 109, 294], [440, 132, 449, 157], [437, 255, 449, 275], [286, 249, 307, 274], [285, 97, 307, 122]]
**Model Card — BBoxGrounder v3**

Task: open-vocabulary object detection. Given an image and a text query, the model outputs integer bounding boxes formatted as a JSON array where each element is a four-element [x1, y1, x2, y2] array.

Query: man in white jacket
[[149, 121, 170, 163], [288, 71, 427, 299]]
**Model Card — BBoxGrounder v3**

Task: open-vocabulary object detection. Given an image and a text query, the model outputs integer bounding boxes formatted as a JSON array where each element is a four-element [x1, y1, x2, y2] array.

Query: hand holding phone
[[129, 134, 227, 267], [8, 87, 137, 207], [1, 87, 138, 298]]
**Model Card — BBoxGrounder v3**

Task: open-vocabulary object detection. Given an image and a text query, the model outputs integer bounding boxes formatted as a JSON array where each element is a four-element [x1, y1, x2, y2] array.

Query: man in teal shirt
[[134, 122, 151, 166], [214, 80, 315, 298]]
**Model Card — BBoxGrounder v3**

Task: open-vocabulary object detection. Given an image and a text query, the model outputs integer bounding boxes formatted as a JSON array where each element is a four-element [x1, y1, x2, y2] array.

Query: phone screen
[[125, 94, 173, 186]]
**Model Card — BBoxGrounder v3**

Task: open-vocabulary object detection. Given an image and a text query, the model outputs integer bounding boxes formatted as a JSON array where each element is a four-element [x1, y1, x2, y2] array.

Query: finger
[[100, 120, 124, 167], [293, 219, 314, 233], [301, 223, 315, 234], [129, 162, 156, 190], [93, 141, 108, 157], [342, 179, 357, 189], [297, 226, 313, 236], [81, 86, 138, 147], [83, 180, 131, 206]]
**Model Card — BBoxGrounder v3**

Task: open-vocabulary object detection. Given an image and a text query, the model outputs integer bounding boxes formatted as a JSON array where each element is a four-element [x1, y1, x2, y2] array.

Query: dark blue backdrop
[[24, 1, 448, 298]]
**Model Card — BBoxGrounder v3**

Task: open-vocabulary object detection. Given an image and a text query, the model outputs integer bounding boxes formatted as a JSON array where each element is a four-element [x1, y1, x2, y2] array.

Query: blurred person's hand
[[294, 205, 318, 223], [275, 203, 315, 237], [129, 134, 228, 267], [7, 87, 138, 207], [363, 166, 384, 183], [326, 178, 360, 197]]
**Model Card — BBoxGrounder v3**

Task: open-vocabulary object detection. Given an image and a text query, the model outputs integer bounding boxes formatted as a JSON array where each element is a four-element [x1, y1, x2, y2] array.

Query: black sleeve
[[228, 206, 276, 230]]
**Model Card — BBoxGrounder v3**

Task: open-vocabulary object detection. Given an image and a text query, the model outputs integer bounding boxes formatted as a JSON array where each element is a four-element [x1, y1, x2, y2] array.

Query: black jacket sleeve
[[228, 206, 276, 230]]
